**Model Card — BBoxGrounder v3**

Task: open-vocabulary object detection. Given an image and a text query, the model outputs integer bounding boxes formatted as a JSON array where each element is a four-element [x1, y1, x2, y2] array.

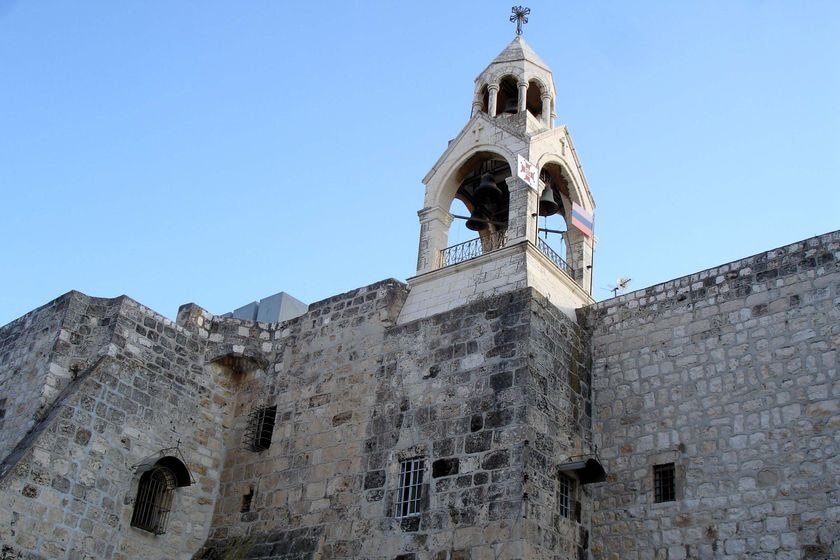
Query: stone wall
[[0, 294, 229, 560], [399, 244, 529, 325], [0, 293, 71, 465], [197, 285, 591, 560], [399, 241, 590, 326], [524, 293, 593, 560], [585, 230, 840, 559]]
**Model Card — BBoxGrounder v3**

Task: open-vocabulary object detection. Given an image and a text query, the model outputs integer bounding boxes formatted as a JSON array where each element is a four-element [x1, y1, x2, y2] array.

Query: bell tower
[[398, 30, 596, 325]]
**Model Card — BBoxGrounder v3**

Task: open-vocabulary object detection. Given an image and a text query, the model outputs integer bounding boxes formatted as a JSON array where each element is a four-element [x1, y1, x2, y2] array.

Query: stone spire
[[470, 35, 557, 134]]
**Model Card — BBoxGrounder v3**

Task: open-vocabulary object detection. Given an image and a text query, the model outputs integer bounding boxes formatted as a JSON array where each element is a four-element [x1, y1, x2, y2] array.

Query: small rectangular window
[[396, 458, 425, 518], [558, 474, 572, 518], [244, 405, 277, 452], [241, 487, 254, 513], [653, 463, 676, 503]]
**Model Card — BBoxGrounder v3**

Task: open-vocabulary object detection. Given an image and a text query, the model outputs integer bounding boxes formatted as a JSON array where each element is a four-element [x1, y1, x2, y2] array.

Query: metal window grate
[[558, 474, 572, 518], [244, 405, 277, 452], [131, 467, 176, 534], [654, 463, 676, 503], [396, 458, 425, 518]]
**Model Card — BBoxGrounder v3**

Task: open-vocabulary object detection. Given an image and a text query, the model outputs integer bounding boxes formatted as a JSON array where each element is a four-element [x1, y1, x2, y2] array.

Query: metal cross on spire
[[510, 6, 530, 36]]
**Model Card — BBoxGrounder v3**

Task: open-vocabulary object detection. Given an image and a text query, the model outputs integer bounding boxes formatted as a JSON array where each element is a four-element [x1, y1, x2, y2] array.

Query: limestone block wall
[[585, 230, 840, 559], [401, 242, 591, 326], [197, 286, 585, 560], [399, 245, 528, 325], [369, 288, 531, 560], [524, 293, 594, 560], [524, 246, 592, 320], [197, 280, 416, 559], [0, 294, 229, 560], [0, 293, 71, 464]]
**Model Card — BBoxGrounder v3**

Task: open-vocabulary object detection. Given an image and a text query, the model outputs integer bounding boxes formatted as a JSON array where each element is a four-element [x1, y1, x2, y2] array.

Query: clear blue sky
[[1, 1, 838, 326]]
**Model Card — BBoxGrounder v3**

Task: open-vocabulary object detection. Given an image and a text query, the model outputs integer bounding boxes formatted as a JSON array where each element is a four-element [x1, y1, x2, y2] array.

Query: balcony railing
[[537, 237, 574, 278], [438, 233, 575, 280], [440, 232, 506, 268]]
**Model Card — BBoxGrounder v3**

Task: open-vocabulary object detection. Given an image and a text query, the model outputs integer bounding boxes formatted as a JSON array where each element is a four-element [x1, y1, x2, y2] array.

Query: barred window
[[131, 467, 176, 534], [558, 473, 573, 518], [396, 458, 425, 518], [653, 463, 676, 503], [244, 405, 277, 452]]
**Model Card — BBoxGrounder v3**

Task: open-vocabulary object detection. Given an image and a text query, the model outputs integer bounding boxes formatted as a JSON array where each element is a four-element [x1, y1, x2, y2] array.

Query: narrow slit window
[[653, 463, 676, 503], [558, 473, 572, 518], [241, 487, 254, 513], [396, 458, 425, 518]]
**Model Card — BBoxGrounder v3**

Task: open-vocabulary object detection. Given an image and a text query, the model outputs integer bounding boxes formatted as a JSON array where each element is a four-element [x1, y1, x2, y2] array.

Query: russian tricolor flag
[[571, 202, 594, 238]]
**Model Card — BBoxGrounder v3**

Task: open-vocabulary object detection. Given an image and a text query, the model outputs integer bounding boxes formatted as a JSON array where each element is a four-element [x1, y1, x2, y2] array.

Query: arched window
[[526, 79, 544, 118], [130, 456, 191, 535], [496, 76, 519, 115]]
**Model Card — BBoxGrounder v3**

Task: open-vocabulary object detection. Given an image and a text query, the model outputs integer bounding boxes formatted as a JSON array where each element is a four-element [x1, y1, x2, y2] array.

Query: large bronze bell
[[465, 207, 490, 231], [473, 173, 502, 205], [538, 186, 561, 216]]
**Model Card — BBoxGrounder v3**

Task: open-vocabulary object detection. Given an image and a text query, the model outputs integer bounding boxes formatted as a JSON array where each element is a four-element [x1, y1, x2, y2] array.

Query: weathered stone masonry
[[586, 231, 839, 559], [1, 231, 838, 559], [0, 292, 231, 559], [197, 284, 594, 559]]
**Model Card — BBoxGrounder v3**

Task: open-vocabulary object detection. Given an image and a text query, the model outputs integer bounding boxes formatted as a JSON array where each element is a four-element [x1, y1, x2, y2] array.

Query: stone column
[[415, 206, 454, 275], [566, 227, 595, 295], [518, 81, 528, 113], [504, 175, 538, 246], [487, 84, 499, 118], [471, 97, 483, 117], [542, 94, 553, 128]]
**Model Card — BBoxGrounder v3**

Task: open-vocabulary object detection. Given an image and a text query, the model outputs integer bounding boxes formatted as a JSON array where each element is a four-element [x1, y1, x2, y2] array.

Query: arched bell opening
[[526, 79, 544, 119], [443, 153, 512, 265], [535, 162, 574, 272], [495, 76, 519, 115], [478, 84, 489, 114]]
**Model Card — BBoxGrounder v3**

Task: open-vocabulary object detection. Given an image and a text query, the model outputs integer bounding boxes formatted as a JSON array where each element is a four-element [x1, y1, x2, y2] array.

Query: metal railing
[[440, 232, 506, 268], [537, 237, 574, 277]]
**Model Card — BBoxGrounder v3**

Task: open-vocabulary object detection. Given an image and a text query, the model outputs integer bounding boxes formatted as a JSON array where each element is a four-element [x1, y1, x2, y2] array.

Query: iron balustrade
[[536, 237, 574, 277], [439, 234, 575, 280], [439, 232, 506, 267]]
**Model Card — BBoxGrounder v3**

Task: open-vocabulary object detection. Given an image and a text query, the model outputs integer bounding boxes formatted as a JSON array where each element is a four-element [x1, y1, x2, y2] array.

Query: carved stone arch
[[527, 76, 549, 96], [496, 75, 520, 115], [526, 77, 549, 119], [536, 154, 592, 213], [475, 83, 489, 114], [537, 154, 593, 284], [430, 145, 517, 211], [206, 344, 268, 375]]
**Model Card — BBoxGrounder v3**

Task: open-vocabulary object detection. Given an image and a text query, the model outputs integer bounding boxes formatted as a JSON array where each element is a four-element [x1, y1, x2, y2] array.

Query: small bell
[[538, 187, 561, 216], [473, 173, 502, 205]]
